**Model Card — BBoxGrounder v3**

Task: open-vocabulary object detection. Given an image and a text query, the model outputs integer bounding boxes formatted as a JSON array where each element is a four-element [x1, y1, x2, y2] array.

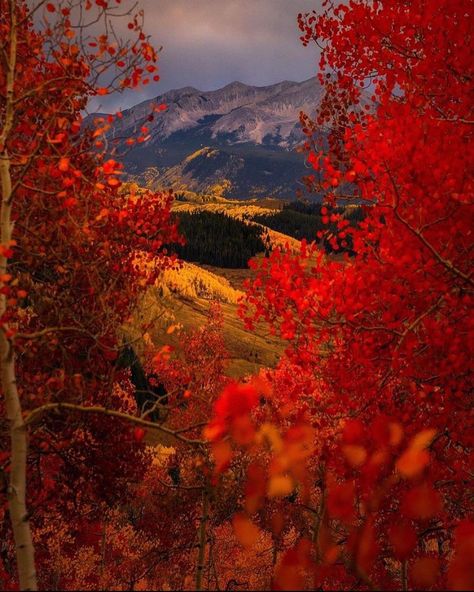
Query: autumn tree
[[207, 0, 473, 589], [2, 0, 472, 590], [0, 1, 191, 589]]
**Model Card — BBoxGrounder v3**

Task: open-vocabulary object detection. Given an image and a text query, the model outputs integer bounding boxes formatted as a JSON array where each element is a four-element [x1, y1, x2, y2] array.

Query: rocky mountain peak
[[91, 78, 324, 199]]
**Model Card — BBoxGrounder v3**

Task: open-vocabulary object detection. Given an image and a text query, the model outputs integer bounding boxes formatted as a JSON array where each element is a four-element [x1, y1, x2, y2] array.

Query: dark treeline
[[253, 204, 325, 242], [172, 210, 268, 268], [253, 201, 365, 255]]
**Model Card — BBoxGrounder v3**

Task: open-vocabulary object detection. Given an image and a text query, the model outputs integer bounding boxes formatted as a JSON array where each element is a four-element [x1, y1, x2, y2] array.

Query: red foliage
[[208, 0, 473, 589], [0, 1, 179, 588], [1, 0, 472, 589]]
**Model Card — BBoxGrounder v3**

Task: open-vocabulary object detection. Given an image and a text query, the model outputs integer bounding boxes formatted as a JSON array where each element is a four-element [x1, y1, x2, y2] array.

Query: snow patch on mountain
[[106, 77, 322, 148]]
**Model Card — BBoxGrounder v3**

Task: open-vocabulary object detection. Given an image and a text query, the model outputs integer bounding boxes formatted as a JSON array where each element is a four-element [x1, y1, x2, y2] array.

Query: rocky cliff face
[[90, 78, 324, 199]]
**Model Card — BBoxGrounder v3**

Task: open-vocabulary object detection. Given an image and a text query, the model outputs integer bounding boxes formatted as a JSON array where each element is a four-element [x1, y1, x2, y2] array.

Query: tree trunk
[[0, 1, 37, 589], [195, 490, 209, 591]]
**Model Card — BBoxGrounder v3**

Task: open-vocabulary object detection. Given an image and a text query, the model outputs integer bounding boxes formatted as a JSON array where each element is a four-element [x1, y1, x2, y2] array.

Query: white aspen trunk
[[0, 1, 38, 589]]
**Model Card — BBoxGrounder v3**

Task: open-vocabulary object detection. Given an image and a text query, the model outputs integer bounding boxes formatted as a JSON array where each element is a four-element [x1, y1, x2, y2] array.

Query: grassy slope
[[129, 200, 294, 378], [131, 260, 285, 447], [131, 258, 285, 379], [160, 275, 284, 378]]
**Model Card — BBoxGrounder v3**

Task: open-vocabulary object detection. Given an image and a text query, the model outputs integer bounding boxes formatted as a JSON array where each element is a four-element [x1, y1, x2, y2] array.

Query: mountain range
[[92, 78, 324, 199]]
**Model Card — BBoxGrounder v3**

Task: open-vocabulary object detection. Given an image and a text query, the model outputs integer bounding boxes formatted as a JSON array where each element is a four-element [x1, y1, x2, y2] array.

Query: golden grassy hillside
[[126, 198, 305, 378], [130, 259, 285, 378]]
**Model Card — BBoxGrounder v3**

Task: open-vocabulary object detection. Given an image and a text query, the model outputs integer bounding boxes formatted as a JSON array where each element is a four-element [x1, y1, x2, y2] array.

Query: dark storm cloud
[[91, 0, 322, 113]]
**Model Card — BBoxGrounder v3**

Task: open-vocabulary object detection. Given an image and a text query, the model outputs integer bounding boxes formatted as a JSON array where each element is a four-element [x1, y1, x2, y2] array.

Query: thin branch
[[396, 295, 444, 350], [386, 166, 473, 286], [24, 402, 206, 446]]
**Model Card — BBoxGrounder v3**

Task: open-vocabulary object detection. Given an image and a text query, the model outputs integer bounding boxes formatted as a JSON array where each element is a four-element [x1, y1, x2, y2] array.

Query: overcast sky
[[92, 0, 322, 112]]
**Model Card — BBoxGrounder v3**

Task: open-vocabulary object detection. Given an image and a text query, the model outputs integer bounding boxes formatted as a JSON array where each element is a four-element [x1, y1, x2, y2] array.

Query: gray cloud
[[91, 0, 321, 113]]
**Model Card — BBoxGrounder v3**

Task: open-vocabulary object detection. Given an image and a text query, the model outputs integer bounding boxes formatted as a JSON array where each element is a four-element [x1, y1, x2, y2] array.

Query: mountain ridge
[[90, 77, 324, 199]]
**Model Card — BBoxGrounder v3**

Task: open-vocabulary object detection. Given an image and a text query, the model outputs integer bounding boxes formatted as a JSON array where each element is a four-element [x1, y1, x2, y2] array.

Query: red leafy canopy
[[0, 1, 180, 589], [208, 0, 473, 589]]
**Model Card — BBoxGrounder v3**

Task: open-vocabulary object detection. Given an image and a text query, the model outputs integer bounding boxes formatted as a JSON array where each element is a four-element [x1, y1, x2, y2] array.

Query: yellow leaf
[[93, 128, 104, 139], [410, 429, 437, 451], [256, 422, 283, 453], [396, 449, 430, 479], [232, 513, 260, 548], [143, 332, 153, 346], [267, 474, 294, 498]]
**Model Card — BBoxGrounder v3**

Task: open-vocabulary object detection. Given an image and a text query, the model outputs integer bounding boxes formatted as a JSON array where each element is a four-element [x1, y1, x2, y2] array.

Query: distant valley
[[90, 78, 324, 199]]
